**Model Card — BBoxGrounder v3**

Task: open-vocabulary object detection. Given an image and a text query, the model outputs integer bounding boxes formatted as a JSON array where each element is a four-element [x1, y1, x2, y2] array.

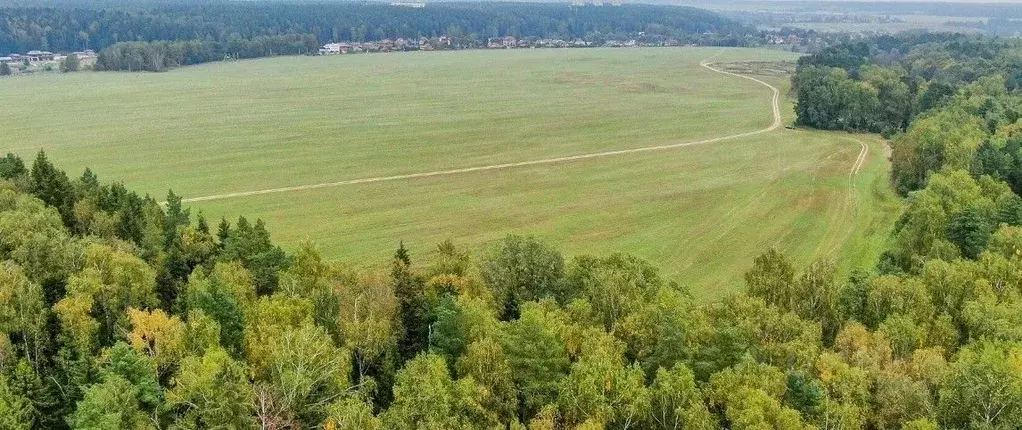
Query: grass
[[0, 47, 898, 300]]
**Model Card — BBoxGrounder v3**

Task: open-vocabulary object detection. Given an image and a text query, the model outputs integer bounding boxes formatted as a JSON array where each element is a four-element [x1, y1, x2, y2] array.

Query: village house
[[25, 50, 55, 62], [486, 36, 516, 49]]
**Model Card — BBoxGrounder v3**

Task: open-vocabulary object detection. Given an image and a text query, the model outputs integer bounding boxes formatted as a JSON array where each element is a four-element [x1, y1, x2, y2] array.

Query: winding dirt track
[[181, 59, 783, 204]]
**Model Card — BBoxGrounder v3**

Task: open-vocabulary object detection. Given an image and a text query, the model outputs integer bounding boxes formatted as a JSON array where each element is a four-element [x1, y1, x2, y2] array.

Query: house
[[25, 50, 55, 62], [391, 1, 426, 7], [319, 44, 340, 55], [319, 43, 355, 55], [0, 56, 13, 64], [379, 39, 395, 51], [71, 51, 98, 67]]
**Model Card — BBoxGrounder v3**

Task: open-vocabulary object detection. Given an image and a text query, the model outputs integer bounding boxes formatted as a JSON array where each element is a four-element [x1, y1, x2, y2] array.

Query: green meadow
[[0, 47, 898, 299]]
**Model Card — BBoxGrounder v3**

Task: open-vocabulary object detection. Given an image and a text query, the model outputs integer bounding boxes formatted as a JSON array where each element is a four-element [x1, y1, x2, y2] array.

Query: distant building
[[319, 43, 355, 55], [72, 50, 98, 67], [391, 1, 426, 7], [25, 50, 55, 62]]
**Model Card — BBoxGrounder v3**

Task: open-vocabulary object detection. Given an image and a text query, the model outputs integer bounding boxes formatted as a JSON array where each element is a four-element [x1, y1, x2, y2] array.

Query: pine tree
[[217, 218, 231, 250], [393, 243, 429, 362], [196, 214, 210, 234], [0, 153, 26, 179], [164, 190, 190, 245], [0, 61, 11, 76], [30, 150, 76, 227]]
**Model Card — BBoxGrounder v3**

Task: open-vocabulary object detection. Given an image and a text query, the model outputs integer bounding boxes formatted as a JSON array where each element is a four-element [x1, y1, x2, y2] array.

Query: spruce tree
[[392, 243, 428, 362], [30, 151, 76, 227], [0, 153, 26, 179], [164, 190, 190, 245]]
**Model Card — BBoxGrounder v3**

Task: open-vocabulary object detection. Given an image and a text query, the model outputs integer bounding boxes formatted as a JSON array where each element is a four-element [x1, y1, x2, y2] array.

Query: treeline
[[0, 2, 751, 54], [793, 33, 1022, 135], [95, 34, 319, 72], [6, 62, 1022, 426]]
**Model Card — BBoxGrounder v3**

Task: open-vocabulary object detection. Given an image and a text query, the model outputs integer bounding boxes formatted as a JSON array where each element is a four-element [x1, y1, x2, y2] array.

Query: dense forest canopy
[[0, 2, 751, 55], [3, 33, 1022, 428], [792, 33, 1022, 135]]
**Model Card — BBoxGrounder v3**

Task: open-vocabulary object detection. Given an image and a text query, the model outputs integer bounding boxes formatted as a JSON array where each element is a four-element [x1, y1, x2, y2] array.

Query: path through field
[[179, 58, 782, 204]]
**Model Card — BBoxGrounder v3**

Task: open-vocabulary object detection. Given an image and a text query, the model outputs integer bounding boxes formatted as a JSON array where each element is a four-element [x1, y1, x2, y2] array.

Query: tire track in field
[[179, 58, 783, 204], [819, 136, 870, 258]]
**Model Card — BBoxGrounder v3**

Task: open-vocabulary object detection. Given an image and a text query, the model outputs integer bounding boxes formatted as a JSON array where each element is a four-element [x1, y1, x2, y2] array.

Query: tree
[[456, 337, 518, 425], [126, 307, 186, 376], [704, 359, 809, 430], [68, 375, 150, 429], [336, 273, 398, 402], [30, 150, 76, 227], [392, 243, 430, 361], [501, 302, 570, 421], [947, 206, 995, 259], [566, 253, 666, 332], [185, 267, 247, 355], [480, 235, 565, 319], [60, 54, 79, 72], [56, 243, 158, 348], [938, 341, 1022, 429], [166, 348, 254, 428], [0, 62, 11, 76], [744, 248, 795, 309], [646, 364, 715, 430], [381, 353, 484, 429], [0, 262, 48, 370], [323, 397, 381, 430], [70, 343, 161, 429], [557, 333, 649, 428], [219, 216, 289, 295], [618, 287, 707, 376], [0, 374, 32, 429], [261, 322, 352, 426]]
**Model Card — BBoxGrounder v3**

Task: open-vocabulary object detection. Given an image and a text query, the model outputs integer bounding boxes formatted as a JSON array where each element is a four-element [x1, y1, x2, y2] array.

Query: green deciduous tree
[[480, 235, 565, 319], [646, 364, 715, 430], [166, 348, 254, 428], [558, 333, 649, 428], [938, 340, 1022, 429], [501, 302, 571, 421], [60, 53, 79, 72], [566, 253, 666, 332], [381, 353, 486, 429]]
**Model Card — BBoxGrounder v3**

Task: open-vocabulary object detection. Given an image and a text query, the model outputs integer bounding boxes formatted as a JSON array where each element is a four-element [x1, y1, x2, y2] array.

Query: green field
[[0, 47, 899, 299]]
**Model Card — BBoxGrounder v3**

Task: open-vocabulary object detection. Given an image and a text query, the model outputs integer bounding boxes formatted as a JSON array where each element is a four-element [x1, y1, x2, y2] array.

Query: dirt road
[[180, 58, 784, 204]]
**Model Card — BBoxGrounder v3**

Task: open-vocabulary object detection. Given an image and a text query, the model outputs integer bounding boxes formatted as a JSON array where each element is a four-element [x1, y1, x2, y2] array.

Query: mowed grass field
[[0, 47, 899, 299]]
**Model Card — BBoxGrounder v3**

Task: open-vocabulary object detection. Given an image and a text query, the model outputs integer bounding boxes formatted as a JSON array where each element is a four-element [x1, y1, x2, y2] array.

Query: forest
[[792, 33, 1022, 135], [0, 2, 753, 71], [0, 34, 1020, 429]]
